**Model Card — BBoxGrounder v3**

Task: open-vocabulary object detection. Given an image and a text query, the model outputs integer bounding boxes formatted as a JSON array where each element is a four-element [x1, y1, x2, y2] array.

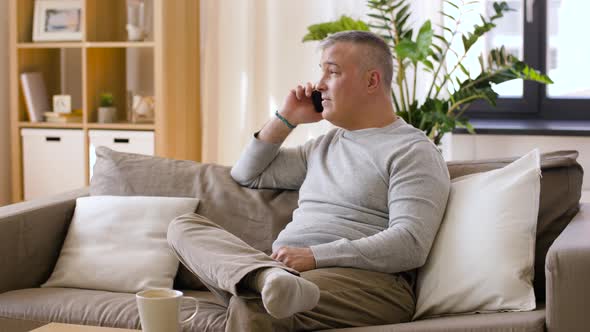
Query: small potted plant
[[98, 93, 117, 123]]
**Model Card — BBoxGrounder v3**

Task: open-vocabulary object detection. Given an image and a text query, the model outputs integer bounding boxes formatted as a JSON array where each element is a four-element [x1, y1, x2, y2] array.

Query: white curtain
[[200, 0, 442, 165]]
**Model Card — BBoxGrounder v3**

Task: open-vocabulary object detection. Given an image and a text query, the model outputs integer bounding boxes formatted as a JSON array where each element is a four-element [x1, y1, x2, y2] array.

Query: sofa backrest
[[90, 147, 583, 300], [90, 147, 299, 290]]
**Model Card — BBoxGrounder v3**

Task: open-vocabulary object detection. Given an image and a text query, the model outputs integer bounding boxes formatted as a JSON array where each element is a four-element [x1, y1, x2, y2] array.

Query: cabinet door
[[21, 129, 85, 200]]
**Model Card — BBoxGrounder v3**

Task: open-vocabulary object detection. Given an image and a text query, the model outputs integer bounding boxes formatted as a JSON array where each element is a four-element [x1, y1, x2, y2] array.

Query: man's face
[[317, 42, 368, 128]]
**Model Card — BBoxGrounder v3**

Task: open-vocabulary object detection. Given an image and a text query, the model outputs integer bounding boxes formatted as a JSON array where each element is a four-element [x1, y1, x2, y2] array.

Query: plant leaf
[[459, 62, 470, 77], [402, 29, 413, 40], [395, 39, 417, 60], [367, 13, 392, 22], [444, 0, 459, 10], [397, 13, 411, 32], [481, 47, 554, 85], [461, 11, 505, 52], [430, 49, 441, 61], [441, 11, 456, 21], [416, 20, 433, 53], [302, 16, 370, 42], [433, 34, 449, 46], [464, 121, 476, 134], [394, 21, 432, 64], [368, 23, 391, 30], [453, 77, 500, 107], [396, 4, 411, 22]]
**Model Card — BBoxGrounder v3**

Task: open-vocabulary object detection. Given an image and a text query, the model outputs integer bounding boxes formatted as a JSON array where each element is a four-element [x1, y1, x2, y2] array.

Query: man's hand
[[271, 246, 317, 272], [257, 82, 323, 144], [280, 82, 324, 126]]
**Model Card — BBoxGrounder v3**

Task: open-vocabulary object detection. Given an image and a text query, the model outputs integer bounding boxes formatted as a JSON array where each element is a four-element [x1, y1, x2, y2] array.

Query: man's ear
[[367, 70, 381, 93]]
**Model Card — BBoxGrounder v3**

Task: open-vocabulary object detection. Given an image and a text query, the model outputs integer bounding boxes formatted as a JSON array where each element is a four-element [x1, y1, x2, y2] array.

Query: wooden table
[[30, 323, 140, 331]]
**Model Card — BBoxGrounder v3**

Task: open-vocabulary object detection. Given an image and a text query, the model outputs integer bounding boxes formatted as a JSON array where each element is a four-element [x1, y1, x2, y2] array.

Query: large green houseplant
[[303, 0, 552, 145]]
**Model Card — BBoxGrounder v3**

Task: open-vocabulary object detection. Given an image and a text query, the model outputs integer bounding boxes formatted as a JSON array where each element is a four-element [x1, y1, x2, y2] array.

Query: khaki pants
[[167, 213, 415, 332]]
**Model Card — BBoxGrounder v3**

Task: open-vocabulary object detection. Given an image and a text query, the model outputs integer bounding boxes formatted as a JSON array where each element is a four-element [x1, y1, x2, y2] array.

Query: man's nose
[[316, 79, 327, 91]]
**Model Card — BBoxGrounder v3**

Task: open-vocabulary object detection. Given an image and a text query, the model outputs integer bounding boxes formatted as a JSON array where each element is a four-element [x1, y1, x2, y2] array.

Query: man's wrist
[[275, 110, 297, 129]]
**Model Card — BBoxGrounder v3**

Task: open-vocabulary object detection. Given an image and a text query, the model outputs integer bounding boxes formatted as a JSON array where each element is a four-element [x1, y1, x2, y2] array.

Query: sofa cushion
[[327, 305, 546, 332], [0, 288, 225, 332], [414, 149, 541, 319], [446, 150, 583, 301], [90, 147, 300, 290], [0, 289, 545, 332], [42, 196, 199, 293]]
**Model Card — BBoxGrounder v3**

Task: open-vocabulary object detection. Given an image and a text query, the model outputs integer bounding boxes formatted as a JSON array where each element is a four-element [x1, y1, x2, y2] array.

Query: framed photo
[[33, 0, 83, 42]]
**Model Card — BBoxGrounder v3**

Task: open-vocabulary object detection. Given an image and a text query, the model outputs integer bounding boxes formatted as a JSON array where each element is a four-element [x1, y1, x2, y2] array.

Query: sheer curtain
[[200, 0, 442, 165]]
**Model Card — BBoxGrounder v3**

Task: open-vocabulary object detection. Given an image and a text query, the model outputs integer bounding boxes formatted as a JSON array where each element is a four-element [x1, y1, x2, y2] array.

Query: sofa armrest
[[0, 188, 89, 293], [545, 203, 590, 332]]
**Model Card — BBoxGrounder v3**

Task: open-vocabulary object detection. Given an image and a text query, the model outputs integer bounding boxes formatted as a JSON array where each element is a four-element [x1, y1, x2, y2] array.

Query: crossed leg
[[167, 213, 415, 332]]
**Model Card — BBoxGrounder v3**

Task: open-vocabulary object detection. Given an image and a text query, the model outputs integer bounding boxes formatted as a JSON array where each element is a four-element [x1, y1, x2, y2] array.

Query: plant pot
[[98, 107, 117, 123]]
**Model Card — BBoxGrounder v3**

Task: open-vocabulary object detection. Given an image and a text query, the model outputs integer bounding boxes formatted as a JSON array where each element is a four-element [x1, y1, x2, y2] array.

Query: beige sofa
[[0, 148, 588, 332]]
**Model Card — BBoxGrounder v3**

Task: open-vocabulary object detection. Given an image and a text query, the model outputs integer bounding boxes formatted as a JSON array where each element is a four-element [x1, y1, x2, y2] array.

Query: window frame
[[463, 0, 590, 122]]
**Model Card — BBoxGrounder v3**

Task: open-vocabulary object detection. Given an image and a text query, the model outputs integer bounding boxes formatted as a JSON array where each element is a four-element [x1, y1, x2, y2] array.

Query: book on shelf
[[20, 72, 50, 122], [44, 110, 83, 123], [44, 116, 83, 124]]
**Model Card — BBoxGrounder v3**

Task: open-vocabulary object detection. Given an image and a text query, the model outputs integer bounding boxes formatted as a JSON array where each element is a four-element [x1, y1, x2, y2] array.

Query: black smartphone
[[311, 90, 323, 113]]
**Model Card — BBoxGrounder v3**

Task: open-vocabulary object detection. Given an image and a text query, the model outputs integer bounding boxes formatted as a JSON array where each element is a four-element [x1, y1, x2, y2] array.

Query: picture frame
[[33, 0, 83, 42]]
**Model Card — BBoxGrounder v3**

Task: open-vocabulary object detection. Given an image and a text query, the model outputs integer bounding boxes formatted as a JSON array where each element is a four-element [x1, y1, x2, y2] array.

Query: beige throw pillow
[[414, 149, 541, 319], [42, 196, 199, 293]]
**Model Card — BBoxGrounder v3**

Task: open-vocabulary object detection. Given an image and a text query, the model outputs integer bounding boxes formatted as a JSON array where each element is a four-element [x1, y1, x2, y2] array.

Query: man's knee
[[167, 212, 213, 247]]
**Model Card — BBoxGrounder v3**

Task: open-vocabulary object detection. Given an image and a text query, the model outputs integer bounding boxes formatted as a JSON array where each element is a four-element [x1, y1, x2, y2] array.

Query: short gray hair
[[319, 30, 393, 89]]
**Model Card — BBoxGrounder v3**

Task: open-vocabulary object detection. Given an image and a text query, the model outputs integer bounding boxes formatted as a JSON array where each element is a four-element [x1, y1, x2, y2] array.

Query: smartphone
[[311, 90, 323, 113]]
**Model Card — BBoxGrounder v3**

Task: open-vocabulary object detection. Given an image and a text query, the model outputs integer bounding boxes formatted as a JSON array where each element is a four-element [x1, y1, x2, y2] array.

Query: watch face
[[53, 95, 72, 113]]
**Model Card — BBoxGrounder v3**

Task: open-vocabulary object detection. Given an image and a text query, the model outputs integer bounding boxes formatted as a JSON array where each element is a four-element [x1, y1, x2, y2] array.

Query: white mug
[[136, 288, 198, 332]]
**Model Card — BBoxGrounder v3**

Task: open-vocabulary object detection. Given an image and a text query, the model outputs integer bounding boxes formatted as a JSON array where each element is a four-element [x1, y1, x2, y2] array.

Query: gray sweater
[[230, 118, 450, 274]]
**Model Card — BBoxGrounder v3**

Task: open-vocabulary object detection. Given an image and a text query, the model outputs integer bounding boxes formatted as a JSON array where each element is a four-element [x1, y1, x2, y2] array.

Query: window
[[449, 0, 590, 122]]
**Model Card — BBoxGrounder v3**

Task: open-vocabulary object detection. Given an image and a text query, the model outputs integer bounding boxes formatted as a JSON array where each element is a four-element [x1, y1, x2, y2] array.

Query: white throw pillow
[[42, 196, 199, 293], [414, 149, 541, 319]]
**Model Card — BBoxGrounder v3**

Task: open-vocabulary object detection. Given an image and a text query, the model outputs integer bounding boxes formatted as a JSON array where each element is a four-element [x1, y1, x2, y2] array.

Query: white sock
[[251, 268, 320, 319]]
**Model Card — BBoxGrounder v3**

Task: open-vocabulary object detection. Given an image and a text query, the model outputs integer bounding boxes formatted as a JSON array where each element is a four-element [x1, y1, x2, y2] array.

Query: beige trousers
[[167, 213, 415, 332]]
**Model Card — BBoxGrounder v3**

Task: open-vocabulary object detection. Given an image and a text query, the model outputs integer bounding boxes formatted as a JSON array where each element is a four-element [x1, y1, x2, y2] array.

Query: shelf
[[18, 122, 154, 131], [17, 48, 83, 122], [10, 0, 201, 203], [87, 122, 155, 130], [19, 122, 83, 129], [86, 42, 155, 48], [17, 42, 155, 49], [17, 42, 84, 49]]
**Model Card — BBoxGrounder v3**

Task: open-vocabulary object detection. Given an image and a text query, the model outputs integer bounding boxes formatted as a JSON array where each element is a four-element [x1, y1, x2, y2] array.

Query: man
[[168, 30, 451, 331]]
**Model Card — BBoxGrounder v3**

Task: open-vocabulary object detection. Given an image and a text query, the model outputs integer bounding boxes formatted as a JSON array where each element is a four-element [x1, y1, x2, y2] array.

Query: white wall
[[0, 0, 11, 206], [444, 134, 590, 193]]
